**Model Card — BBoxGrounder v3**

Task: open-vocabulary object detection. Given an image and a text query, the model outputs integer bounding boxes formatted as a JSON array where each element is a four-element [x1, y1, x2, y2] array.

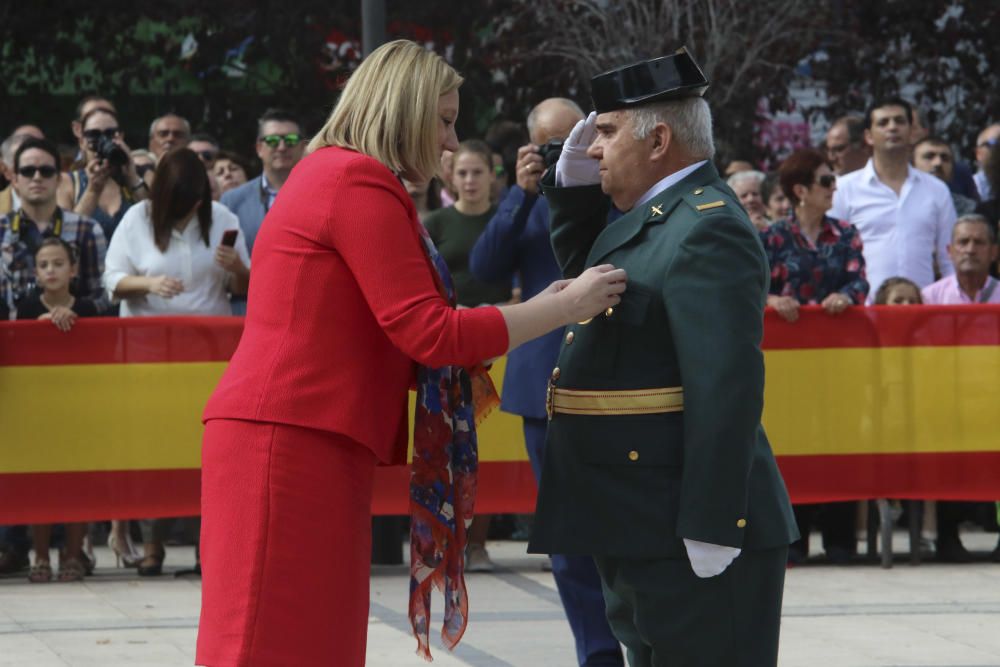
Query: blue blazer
[[220, 176, 268, 257], [470, 186, 563, 419]]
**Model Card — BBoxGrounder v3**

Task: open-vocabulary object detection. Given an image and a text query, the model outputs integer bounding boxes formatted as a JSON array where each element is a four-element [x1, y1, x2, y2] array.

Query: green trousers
[[593, 547, 788, 667]]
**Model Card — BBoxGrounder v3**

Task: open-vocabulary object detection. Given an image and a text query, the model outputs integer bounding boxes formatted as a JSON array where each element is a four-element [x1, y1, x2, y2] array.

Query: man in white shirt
[[829, 97, 957, 301], [972, 123, 999, 201]]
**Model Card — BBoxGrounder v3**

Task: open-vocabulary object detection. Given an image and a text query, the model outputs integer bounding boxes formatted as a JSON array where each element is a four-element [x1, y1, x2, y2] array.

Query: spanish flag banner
[[1, 306, 998, 523]]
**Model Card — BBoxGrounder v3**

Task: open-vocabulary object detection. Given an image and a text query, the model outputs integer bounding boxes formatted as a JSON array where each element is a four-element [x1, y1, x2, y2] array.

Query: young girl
[[17, 238, 97, 330], [17, 238, 96, 581], [874, 277, 922, 305]]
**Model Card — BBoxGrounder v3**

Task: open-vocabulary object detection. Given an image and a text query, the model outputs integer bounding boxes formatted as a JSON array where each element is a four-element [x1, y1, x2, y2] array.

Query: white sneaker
[[465, 544, 495, 572]]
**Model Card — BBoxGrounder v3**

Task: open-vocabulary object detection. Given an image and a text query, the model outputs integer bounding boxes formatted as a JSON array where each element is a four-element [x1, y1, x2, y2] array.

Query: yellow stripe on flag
[[763, 347, 1000, 456], [1, 362, 226, 473]]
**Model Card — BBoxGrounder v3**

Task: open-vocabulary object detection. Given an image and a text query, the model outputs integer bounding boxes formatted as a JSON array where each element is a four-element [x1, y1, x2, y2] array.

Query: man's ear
[[864, 128, 874, 148], [650, 123, 672, 161]]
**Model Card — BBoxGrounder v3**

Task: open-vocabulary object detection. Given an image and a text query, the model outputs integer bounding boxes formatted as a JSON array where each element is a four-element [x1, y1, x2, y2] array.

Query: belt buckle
[[546, 378, 554, 421]]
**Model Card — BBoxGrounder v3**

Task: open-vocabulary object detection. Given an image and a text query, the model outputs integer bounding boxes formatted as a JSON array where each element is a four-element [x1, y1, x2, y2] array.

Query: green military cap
[[590, 47, 709, 114]]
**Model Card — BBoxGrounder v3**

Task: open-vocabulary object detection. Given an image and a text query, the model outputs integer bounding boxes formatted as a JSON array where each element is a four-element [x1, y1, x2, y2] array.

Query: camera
[[536, 139, 564, 169], [93, 135, 129, 167]]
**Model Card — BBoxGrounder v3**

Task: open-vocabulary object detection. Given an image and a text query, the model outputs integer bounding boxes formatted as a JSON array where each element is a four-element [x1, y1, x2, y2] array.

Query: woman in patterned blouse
[[762, 148, 870, 565], [761, 148, 869, 322]]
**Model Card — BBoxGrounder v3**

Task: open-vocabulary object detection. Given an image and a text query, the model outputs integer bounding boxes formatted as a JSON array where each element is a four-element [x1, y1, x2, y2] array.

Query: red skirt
[[196, 419, 377, 667]]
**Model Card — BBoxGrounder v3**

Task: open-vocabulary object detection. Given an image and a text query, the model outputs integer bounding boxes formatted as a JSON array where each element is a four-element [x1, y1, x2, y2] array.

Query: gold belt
[[547, 386, 684, 419]]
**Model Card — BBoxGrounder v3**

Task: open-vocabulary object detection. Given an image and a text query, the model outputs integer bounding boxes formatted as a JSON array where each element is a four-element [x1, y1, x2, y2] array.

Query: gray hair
[[629, 97, 714, 160], [526, 98, 585, 137], [1, 133, 33, 167], [148, 113, 192, 138], [954, 213, 997, 243], [727, 169, 766, 190]]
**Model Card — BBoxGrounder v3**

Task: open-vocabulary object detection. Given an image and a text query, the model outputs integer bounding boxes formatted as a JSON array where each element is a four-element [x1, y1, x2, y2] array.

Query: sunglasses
[[83, 128, 120, 142], [815, 174, 836, 188], [18, 165, 58, 179], [135, 163, 154, 178], [260, 133, 301, 148], [494, 165, 506, 177]]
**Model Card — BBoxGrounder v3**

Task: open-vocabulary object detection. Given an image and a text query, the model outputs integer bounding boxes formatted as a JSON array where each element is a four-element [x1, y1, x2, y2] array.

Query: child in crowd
[[17, 237, 97, 329], [874, 277, 923, 306], [16, 238, 96, 581]]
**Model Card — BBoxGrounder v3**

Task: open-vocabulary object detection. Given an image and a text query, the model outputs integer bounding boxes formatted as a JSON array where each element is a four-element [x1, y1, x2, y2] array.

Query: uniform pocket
[[578, 412, 684, 467]]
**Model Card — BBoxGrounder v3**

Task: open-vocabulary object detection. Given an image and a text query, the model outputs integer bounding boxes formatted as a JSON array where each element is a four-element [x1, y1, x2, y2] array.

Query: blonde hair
[[308, 40, 463, 181]]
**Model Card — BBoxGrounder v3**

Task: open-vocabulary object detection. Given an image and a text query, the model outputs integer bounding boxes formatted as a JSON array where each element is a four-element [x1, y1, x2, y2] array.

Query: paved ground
[[2, 533, 999, 666]]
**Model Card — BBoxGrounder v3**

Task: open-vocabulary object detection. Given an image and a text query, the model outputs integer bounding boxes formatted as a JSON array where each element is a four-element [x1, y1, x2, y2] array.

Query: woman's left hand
[[821, 292, 852, 315], [40, 306, 78, 332], [214, 245, 248, 276]]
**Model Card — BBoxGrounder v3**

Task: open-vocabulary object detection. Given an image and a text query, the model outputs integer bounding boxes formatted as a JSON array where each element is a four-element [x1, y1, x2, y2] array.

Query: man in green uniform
[[528, 50, 799, 667]]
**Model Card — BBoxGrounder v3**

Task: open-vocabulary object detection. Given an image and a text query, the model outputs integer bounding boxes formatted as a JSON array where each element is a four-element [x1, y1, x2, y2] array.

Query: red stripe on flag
[[763, 305, 1000, 350], [779, 451, 1000, 503], [0, 469, 202, 524], [0, 317, 243, 366]]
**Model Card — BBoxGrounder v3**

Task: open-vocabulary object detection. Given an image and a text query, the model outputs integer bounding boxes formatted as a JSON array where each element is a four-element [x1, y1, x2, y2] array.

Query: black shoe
[[138, 548, 165, 577], [0, 549, 30, 575], [825, 545, 853, 565], [935, 538, 972, 563], [787, 546, 808, 565]]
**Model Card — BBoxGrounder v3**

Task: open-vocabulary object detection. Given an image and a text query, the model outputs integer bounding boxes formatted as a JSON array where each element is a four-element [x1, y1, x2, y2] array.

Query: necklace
[[40, 293, 75, 311]]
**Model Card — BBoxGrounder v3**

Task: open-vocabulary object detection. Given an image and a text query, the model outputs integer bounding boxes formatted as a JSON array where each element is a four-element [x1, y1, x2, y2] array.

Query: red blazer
[[203, 147, 509, 464]]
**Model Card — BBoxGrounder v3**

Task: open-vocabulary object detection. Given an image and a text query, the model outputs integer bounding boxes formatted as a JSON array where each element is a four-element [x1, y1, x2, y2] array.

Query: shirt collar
[[862, 157, 918, 187], [261, 173, 278, 196], [633, 160, 708, 210]]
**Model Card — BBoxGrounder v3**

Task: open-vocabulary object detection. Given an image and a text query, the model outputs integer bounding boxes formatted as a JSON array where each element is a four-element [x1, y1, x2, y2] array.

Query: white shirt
[[633, 160, 708, 210], [973, 170, 991, 201], [829, 159, 956, 303], [103, 201, 250, 317]]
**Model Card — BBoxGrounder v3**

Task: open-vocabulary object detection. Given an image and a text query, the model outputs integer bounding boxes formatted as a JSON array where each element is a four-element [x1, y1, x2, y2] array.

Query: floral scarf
[[409, 222, 499, 661]]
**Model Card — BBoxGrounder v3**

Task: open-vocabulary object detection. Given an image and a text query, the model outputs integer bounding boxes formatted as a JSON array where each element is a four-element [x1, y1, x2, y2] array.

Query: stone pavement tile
[[0, 634, 68, 667], [38, 628, 193, 667]]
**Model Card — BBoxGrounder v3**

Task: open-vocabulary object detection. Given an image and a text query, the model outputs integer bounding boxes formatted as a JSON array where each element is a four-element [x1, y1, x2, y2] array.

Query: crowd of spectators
[[1, 89, 998, 581]]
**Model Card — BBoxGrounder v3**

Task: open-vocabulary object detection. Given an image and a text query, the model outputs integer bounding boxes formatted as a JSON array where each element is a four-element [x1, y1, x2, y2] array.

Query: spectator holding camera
[[469, 98, 624, 667], [58, 108, 148, 240], [1, 137, 109, 318]]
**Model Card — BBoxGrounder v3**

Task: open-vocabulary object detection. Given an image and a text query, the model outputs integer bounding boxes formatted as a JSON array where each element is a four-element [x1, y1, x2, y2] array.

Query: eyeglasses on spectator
[[259, 133, 301, 148]]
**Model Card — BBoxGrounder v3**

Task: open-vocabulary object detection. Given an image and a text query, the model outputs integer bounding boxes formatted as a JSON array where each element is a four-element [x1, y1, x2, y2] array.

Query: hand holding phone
[[221, 229, 239, 247]]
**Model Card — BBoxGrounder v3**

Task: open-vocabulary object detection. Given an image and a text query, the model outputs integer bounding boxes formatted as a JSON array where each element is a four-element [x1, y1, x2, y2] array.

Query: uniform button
[[737, 518, 747, 528], [693, 188, 704, 195], [551, 367, 560, 380], [565, 331, 575, 345], [605, 307, 614, 317], [628, 450, 639, 461]]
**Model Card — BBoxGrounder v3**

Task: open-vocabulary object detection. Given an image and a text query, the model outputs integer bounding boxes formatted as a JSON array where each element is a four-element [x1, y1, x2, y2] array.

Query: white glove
[[555, 111, 601, 187], [683, 538, 741, 578]]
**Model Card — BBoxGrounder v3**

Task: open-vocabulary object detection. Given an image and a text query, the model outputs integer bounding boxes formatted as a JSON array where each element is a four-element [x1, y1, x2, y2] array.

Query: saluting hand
[[555, 111, 601, 187]]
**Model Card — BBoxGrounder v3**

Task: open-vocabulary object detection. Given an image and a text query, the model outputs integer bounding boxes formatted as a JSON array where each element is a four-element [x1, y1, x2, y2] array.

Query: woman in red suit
[[195, 40, 626, 667]]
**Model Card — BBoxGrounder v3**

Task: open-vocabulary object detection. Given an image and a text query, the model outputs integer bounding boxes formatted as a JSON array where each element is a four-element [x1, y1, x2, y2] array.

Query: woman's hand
[[40, 306, 78, 332], [821, 292, 852, 315], [147, 275, 184, 298], [84, 157, 112, 194], [214, 246, 249, 277], [554, 264, 627, 323], [767, 295, 800, 322]]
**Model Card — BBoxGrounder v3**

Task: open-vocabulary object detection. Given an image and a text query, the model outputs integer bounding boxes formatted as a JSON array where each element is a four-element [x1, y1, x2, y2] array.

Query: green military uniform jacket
[[527, 161, 798, 558]]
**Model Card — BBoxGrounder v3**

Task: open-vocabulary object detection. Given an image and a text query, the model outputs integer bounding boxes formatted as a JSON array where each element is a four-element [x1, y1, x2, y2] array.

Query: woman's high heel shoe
[[108, 533, 141, 568], [137, 547, 166, 577]]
